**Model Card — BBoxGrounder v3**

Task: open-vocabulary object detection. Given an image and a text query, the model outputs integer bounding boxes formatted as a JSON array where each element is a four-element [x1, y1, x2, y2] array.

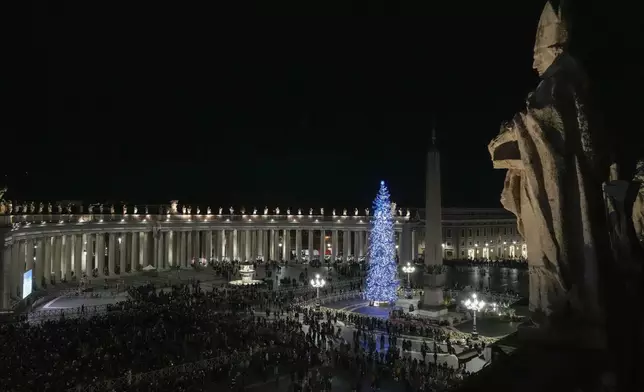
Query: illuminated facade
[[0, 205, 525, 308]]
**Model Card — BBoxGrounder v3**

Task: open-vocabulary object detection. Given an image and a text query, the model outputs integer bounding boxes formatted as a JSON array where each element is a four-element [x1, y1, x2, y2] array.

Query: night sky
[[6, 1, 636, 210]]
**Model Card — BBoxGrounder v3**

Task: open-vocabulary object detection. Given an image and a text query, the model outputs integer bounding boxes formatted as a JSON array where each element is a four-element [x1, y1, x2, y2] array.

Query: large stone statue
[[170, 200, 179, 214], [488, 1, 611, 328]]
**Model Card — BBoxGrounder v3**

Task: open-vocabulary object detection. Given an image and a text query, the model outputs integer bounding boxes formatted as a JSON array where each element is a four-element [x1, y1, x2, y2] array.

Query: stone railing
[[0, 210, 412, 229]]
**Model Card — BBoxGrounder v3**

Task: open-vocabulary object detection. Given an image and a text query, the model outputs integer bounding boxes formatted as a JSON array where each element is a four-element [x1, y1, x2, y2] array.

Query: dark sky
[[6, 1, 551, 209]]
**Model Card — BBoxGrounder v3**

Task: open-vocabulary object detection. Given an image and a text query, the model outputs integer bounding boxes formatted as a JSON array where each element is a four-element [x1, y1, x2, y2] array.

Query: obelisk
[[420, 126, 447, 316]]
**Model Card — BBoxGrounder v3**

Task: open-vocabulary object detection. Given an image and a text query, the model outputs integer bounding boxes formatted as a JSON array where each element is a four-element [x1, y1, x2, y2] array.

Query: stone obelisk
[[420, 127, 447, 316]]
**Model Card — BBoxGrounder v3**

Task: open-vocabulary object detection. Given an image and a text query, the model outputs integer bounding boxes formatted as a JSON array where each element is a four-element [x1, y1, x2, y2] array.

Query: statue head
[[533, 1, 568, 76]]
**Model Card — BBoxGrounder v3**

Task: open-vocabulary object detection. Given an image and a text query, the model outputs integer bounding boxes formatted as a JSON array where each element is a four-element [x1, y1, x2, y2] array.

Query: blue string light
[[365, 181, 399, 304]]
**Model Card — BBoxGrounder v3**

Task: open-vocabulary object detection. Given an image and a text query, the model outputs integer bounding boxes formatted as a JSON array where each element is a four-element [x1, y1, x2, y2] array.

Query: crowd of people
[[1, 262, 484, 392]]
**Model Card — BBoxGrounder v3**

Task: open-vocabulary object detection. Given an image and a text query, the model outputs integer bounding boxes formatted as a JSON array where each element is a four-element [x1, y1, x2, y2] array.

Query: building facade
[[0, 205, 526, 309]]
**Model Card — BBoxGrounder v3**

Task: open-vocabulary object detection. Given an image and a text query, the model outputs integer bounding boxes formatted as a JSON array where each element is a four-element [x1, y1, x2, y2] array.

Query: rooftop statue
[[488, 1, 611, 334], [133, 206, 138, 214], [207, 206, 212, 215], [170, 200, 178, 214]]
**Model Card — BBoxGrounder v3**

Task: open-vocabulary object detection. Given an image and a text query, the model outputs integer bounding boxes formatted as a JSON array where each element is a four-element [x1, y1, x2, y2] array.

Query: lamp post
[[402, 262, 415, 288], [310, 273, 326, 299], [462, 293, 486, 339]]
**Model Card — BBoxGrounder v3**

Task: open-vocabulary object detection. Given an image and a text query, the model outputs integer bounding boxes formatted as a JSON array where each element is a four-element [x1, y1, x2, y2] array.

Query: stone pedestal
[[419, 272, 447, 317]]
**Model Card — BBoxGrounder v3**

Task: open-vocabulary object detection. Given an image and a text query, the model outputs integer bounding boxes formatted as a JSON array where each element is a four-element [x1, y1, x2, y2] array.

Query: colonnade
[[1, 227, 395, 307]]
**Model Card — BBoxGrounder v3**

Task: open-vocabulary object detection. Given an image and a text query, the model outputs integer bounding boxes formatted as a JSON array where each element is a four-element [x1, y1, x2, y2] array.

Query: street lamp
[[310, 273, 326, 299], [402, 262, 415, 287], [462, 293, 486, 339]]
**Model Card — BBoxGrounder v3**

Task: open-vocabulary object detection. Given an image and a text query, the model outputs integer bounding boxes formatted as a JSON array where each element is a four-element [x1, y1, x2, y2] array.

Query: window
[[446, 229, 452, 238], [461, 241, 465, 246], [503, 228, 507, 235], [461, 250, 465, 256], [468, 229, 472, 237], [510, 228, 514, 235], [483, 228, 487, 237], [446, 242, 451, 247], [476, 229, 480, 237], [469, 241, 472, 246], [460, 229, 465, 237]]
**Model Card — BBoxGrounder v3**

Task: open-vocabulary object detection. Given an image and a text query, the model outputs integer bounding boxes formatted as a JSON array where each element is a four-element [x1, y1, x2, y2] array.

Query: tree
[[365, 181, 399, 304]]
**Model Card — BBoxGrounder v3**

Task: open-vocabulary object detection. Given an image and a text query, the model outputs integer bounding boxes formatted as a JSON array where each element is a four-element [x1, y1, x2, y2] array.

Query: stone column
[[35, 239, 44, 289], [155, 231, 163, 269], [83, 234, 92, 276], [193, 231, 200, 261], [353, 231, 360, 260], [73, 234, 82, 279], [217, 230, 224, 261], [269, 229, 276, 261], [2, 247, 11, 307], [119, 234, 127, 274], [244, 230, 251, 261], [163, 231, 170, 268], [205, 231, 213, 262], [332, 230, 339, 261], [108, 233, 116, 275], [43, 237, 52, 283], [307, 229, 314, 262], [283, 229, 290, 261], [262, 230, 269, 262], [96, 234, 105, 276], [63, 236, 72, 281], [319, 229, 325, 261], [295, 230, 302, 262], [142, 232, 150, 267], [130, 232, 139, 272], [14, 241, 23, 296], [227, 230, 234, 261], [53, 236, 62, 283], [250, 230, 257, 261], [233, 229, 238, 261], [25, 239, 34, 274], [177, 231, 185, 267], [411, 230, 417, 260], [343, 230, 350, 261]]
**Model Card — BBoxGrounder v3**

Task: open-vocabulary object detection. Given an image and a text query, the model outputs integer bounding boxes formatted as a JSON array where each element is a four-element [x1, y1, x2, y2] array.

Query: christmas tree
[[365, 181, 399, 304]]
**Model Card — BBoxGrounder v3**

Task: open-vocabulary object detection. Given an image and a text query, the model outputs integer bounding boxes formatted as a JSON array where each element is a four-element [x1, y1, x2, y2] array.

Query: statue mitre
[[536, 1, 569, 48]]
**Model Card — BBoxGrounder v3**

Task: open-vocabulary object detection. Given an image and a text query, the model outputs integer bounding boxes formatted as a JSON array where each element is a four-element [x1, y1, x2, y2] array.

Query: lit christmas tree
[[365, 180, 399, 305]]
